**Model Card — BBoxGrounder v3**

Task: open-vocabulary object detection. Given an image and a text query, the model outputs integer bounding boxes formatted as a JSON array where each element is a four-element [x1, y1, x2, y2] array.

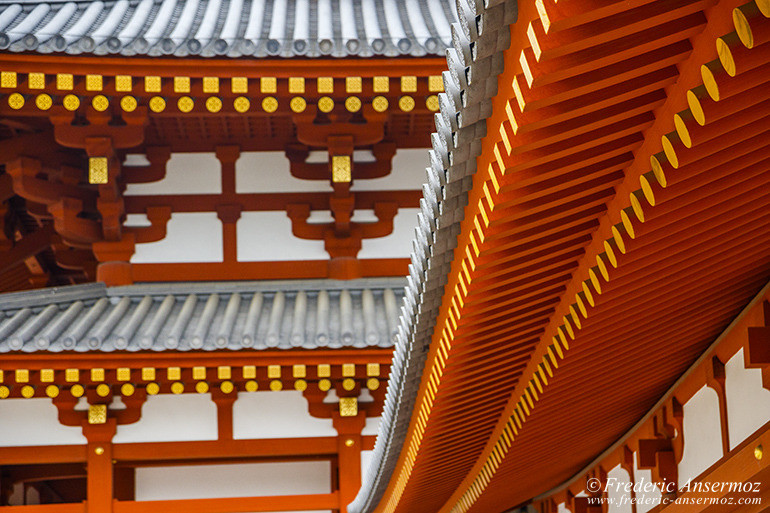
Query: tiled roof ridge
[[0, 0, 459, 57], [0, 278, 406, 352], [348, 0, 517, 511]]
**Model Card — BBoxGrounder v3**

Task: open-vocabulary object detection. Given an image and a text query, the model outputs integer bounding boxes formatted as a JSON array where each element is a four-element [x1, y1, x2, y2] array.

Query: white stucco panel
[[725, 348, 770, 449], [678, 386, 723, 486], [0, 398, 86, 446], [114, 394, 218, 443]]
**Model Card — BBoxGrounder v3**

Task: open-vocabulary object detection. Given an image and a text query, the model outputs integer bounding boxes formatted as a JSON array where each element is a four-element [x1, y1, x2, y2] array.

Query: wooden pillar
[[83, 418, 117, 513], [332, 410, 366, 513], [212, 390, 236, 441], [215, 145, 242, 265]]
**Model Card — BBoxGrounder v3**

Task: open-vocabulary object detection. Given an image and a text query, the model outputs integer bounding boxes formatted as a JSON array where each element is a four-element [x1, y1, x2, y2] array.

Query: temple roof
[[0, 278, 405, 353], [350, 0, 517, 510], [0, 0, 457, 57]]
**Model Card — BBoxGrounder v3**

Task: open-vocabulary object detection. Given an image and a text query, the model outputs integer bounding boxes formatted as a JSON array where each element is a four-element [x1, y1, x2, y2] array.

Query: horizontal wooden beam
[[124, 190, 422, 214], [0, 436, 377, 466], [112, 493, 339, 513], [0, 445, 86, 465], [0, 504, 85, 513], [0, 348, 393, 369], [0, 55, 447, 78]]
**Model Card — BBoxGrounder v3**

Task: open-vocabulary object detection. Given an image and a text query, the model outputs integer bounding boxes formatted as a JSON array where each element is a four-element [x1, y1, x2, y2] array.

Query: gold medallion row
[[4, 92, 440, 114], [0, 363, 382, 399]]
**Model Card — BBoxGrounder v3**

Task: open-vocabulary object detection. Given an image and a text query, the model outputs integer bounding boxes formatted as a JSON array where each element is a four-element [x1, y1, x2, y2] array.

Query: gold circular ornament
[[366, 377, 380, 390], [425, 94, 439, 112], [146, 382, 160, 395], [70, 384, 85, 398], [0, 386, 9, 399], [234, 96, 250, 113], [290, 96, 306, 113], [262, 96, 278, 113], [318, 96, 334, 113], [318, 378, 331, 392], [121, 383, 135, 396], [220, 381, 235, 394], [206, 97, 222, 113], [294, 379, 308, 391], [342, 378, 355, 391], [92, 94, 109, 112], [269, 380, 283, 391], [171, 382, 184, 394], [372, 96, 388, 112], [755, 444, 764, 461], [245, 380, 258, 392], [96, 384, 111, 397], [46, 385, 60, 398], [8, 93, 24, 110], [345, 96, 361, 113], [344, 438, 354, 447], [177, 96, 194, 113], [149, 96, 166, 113], [35, 93, 52, 111], [63, 94, 80, 111], [94, 447, 104, 455], [21, 385, 34, 398], [195, 381, 209, 394], [120, 96, 137, 112], [399, 96, 415, 112]]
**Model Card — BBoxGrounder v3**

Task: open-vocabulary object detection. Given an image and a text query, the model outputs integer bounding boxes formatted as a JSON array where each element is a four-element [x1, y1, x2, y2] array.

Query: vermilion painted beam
[[0, 505, 85, 513], [0, 349, 393, 369], [131, 259, 409, 282], [0, 55, 447, 78], [0, 437, 377, 466], [0, 445, 87, 465], [112, 492, 339, 513], [111, 436, 373, 461], [124, 191, 422, 214]]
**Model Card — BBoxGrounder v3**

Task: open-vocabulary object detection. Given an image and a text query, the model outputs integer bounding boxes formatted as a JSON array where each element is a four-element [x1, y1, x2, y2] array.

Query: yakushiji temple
[[0, 0, 769, 512]]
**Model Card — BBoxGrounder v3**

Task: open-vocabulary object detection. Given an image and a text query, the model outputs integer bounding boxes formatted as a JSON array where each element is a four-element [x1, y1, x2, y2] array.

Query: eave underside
[[367, 0, 770, 512]]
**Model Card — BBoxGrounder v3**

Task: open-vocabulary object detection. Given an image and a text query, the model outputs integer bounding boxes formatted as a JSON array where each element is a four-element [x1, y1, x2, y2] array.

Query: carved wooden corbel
[[746, 300, 770, 389], [121, 147, 171, 184]]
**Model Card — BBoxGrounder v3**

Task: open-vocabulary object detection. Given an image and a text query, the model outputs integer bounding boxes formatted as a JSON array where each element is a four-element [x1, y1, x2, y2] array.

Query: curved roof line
[[349, 0, 518, 511]]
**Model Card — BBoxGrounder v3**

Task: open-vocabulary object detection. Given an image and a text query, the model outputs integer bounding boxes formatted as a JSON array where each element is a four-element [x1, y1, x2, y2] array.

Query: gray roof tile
[[349, 0, 518, 512], [0, 0, 458, 57], [0, 278, 405, 352]]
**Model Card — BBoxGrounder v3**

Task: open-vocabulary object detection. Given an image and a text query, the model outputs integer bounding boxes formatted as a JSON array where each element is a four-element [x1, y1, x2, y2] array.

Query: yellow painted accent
[[203, 76, 219, 93], [115, 75, 132, 92], [373, 76, 389, 93], [85, 74, 102, 91]]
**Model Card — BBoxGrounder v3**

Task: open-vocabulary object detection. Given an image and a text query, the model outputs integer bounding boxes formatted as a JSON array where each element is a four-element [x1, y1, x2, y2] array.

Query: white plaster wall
[[135, 460, 331, 513], [125, 153, 221, 195], [351, 149, 429, 191], [725, 348, 770, 449], [606, 465, 633, 513], [233, 391, 337, 439], [236, 149, 427, 194], [0, 398, 86, 446], [237, 212, 328, 261], [113, 394, 218, 443], [633, 452, 661, 513], [362, 416, 381, 436], [130, 213, 223, 263], [236, 152, 330, 193], [358, 208, 420, 260], [678, 386, 723, 486]]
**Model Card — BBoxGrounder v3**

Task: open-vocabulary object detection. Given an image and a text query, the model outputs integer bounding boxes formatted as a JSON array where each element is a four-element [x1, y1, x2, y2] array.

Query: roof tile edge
[[348, 0, 518, 512]]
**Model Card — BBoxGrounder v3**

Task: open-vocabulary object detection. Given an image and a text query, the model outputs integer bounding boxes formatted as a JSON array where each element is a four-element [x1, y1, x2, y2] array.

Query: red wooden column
[[83, 418, 118, 513], [216, 145, 242, 265], [333, 410, 366, 513]]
